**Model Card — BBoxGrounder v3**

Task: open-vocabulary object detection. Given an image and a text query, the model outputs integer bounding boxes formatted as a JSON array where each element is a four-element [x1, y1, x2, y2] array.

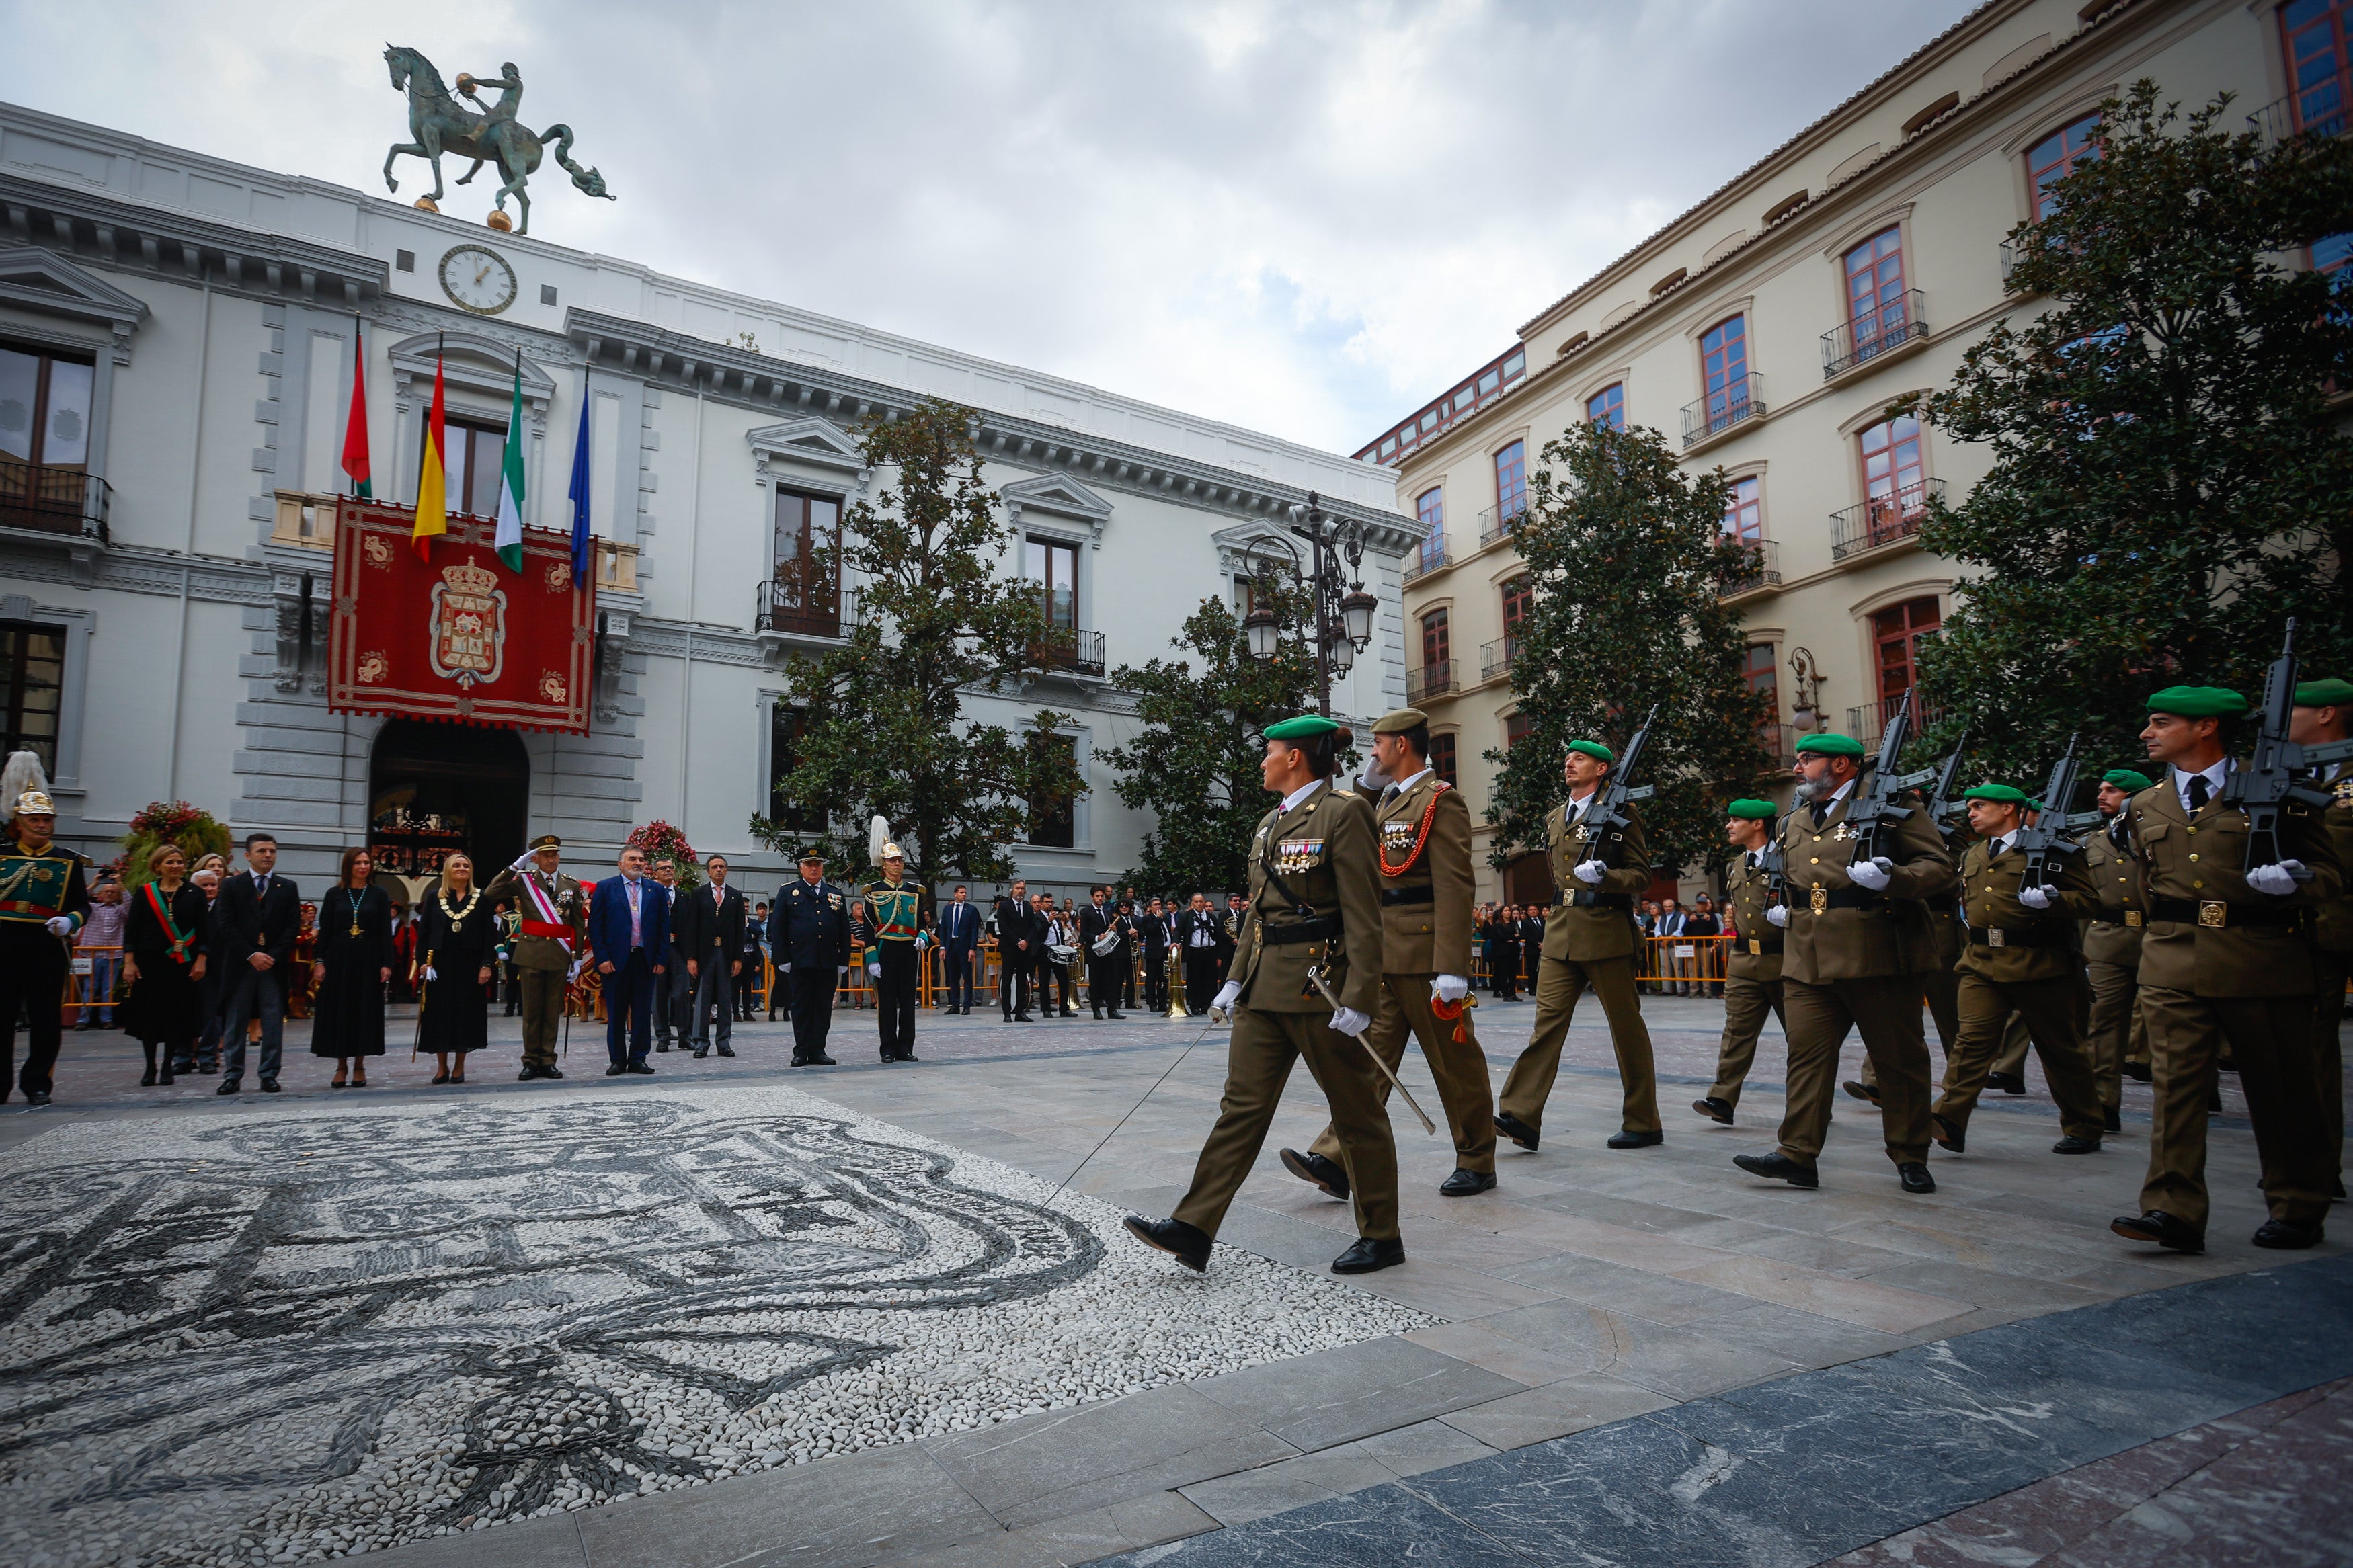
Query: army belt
[[0, 899, 67, 917], [1806, 886, 1885, 912], [518, 919, 574, 944], [2149, 897, 2299, 930], [1967, 924, 2068, 950], [1261, 915, 1342, 946], [1566, 890, 1632, 910], [2091, 912, 2145, 930], [1380, 886, 1434, 907], [1741, 937, 1784, 956]]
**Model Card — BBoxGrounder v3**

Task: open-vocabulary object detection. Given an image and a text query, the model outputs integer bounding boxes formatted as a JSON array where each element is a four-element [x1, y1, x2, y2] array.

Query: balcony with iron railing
[[1681, 373, 1767, 449], [1846, 694, 1944, 755], [1032, 624, 1107, 678], [0, 456, 108, 543], [1479, 635, 1521, 683], [1718, 538, 1782, 599], [1822, 290, 1927, 379], [1757, 720, 1798, 772], [2249, 64, 2349, 147], [1406, 659, 1457, 705], [1829, 477, 1944, 562], [1402, 531, 1450, 585], [1476, 501, 1527, 552], [754, 577, 857, 641]]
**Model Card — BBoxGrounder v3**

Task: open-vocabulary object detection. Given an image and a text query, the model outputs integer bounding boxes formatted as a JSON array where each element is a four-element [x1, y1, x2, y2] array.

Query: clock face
[[438, 244, 518, 316]]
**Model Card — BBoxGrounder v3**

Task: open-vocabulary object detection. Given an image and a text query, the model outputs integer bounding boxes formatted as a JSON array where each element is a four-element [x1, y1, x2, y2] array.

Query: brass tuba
[[1165, 940, 1188, 1019]]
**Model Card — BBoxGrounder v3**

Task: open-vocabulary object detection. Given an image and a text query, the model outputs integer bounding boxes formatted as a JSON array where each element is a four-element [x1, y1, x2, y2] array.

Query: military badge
[[1810, 884, 1829, 913]]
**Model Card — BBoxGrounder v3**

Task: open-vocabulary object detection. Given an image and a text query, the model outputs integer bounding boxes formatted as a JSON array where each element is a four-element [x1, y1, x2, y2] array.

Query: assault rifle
[[1579, 704, 1660, 867], [1843, 690, 1919, 863], [2224, 618, 2331, 879], [2012, 733, 2083, 892]]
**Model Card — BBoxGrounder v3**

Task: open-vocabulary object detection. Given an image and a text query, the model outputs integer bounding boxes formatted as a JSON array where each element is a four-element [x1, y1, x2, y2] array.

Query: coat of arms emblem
[[428, 559, 507, 687]]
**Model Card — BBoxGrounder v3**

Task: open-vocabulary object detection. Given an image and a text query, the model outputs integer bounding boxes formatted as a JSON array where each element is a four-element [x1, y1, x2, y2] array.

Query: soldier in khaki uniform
[[1284, 708, 1497, 1199], [2082, 769, 2155, 1124], [1734, 731, 1952, 1194], [1494, 738, 1661, 1152], [1928, 783, 2108, 1155], [1693, 799, 1786, 1125], [2111, 686, 2340, 1254], [2288, 677, 2351, 1198], [1126, 714, 1401, 1276], [483, 834, 588, 1080]]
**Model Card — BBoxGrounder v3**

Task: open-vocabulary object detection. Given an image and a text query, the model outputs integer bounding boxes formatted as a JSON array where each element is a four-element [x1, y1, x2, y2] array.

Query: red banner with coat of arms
[[327, 500, 595, 734]]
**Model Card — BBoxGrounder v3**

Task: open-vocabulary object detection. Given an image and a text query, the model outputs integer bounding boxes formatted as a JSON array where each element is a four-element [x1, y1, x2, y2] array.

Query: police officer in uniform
[[1693, 799, 1786, 1126], [0, 761, 88, 1106], [1493, 737, 1662, 1153], [1928, 782, 2108, 1156], [1734, 731, 1952, 1194], [863, 845, 928, 1063], [2112, 685, 2339, 1253], [2289, 677, 2350, 1197], [1282, 708, 1497, 1199], [1125, 714, 1401, 1276], [485, 833, 587, 1080], [2081, 769, 2155, 1124], [770, 851, 851, 1065]]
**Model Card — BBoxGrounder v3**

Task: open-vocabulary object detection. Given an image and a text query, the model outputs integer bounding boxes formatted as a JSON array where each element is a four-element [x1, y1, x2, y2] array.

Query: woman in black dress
[[417, 852, 496, 1084], [311, 846, 393, 1087], [122, 843, 208, 1086]]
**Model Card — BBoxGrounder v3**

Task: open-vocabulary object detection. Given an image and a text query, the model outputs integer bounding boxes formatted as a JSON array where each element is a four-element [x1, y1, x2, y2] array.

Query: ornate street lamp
[[1239, 491, 1378, 717]]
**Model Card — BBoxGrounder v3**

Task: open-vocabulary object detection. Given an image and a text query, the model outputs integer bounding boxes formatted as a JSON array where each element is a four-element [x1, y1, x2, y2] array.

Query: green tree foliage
[[749, 401, 1082, 886], [1913, 83, 2353, 778], [1486, 421, 1774, 880], [1101, 577, 1331, 897]]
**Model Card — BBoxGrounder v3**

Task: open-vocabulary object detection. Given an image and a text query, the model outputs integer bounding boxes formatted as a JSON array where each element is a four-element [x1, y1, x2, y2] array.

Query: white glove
[[867, 957, 881, 975], [2245, 860, 2305, 897], [1329, 1006, 1372, 1036], [424, 965, 438, 981], [1433, 974, 1471, 1004], [837, 965, 848, 979], [1766, 905, 1789, 928], [1572, 860, 1606, 886], [46, 917, 74, 937], [1848, 857, 1893, 891], [1212, 980, 1242, 1014], [511, 851, 534, 872], [567, 957, 588, 981], [2018, 884, 2052, 909]]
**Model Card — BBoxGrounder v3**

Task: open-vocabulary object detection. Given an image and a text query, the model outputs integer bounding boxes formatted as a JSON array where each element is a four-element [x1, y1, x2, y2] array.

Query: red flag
[[341, 316, 372, 499]]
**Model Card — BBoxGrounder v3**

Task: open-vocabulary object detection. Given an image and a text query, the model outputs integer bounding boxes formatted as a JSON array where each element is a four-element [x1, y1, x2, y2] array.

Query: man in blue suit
[[936, 883, 982, 1015], [590, 845, 670, 1075]]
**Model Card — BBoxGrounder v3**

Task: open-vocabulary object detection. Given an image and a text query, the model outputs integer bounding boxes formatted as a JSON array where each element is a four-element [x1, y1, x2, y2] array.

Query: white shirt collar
[[1281, 778, 1325, 815], [2175, 758, 2228, 811], [1388, 767, 1433, 796], [1567, 787, 1599, 819], [1829, 778, 1856, 805]]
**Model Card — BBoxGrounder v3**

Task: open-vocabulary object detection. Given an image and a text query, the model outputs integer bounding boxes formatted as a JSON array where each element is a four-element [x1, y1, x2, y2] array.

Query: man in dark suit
[[1172, 892, 1222, 1016], [1138, 897, 1170, 1014], [991, 880, 1036, 1021], [589, 845, 670, 1075], [1078, 885, 1127, 1020], [1115, 897, 1140, 1012], [769, 850, 852, 1064], [215, 832, 299, 1095], [936, 884, 982, 1014], [679, 853, 747, 1059]]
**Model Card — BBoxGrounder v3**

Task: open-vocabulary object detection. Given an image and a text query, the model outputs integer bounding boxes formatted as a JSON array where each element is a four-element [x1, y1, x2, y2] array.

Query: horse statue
[[381, 46, 613, 236]]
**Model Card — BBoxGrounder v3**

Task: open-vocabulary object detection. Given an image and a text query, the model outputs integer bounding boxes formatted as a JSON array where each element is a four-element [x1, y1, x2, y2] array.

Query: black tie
[[2187, 775, 2210, 812], [1809, 802, 1829, 829]]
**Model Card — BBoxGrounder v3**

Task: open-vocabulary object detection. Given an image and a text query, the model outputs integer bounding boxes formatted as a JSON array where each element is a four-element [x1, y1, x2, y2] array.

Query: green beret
[[1371, 708, 1429, 735], [1794, 732, 1866, 759], [2102, 768, 2155, 792], [1264, 714, 1341, 741], [1566, 739, 1615, 764], [2145, 685, 2247, 718], [1725, 799, 1778, 821], [1963, 783, 2032, 804], [2295, 677, 2353, 707]]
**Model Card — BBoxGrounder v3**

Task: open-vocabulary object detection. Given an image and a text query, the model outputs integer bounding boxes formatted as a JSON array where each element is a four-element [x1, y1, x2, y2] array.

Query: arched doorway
[[367, 720, 530, 882]]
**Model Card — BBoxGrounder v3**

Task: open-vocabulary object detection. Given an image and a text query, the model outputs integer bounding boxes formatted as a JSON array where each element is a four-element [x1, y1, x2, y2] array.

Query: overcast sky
[[3, 0, 1977, 455]]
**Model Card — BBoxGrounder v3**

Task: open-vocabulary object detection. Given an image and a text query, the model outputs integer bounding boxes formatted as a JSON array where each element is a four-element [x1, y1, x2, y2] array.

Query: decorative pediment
[[1000, 472, 1112, 546], [746, 416, 867, 479], [0, 247, 148, 363], [387, 329, 557, 411], [1210, 519, 1299, 577]]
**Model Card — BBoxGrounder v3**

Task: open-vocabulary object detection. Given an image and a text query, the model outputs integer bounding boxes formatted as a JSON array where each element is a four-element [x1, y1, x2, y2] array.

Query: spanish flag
[[413, 334, 448, 561]]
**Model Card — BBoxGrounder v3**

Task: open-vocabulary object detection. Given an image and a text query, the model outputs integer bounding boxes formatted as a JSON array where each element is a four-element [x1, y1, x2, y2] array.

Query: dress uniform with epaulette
[[863, 848, 928, 1063], [1695, 799, 1788, 1124], [2289, 677, 2352, 1199], [0, 770, 89, 1105], [1287, 708, 1497, 1200], [1125, 714, 1399, 1276], [2081, 769, 2155, 1113], [770, 852, 852, 1065], [483, 834, 588, 1080], [2112, 686, 2341, 1255], [1929, 782, 2108, 1155]]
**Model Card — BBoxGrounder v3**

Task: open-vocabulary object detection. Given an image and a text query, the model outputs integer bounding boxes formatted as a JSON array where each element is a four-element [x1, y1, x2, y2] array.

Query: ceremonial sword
[[1308, 966, 1438, 1137]]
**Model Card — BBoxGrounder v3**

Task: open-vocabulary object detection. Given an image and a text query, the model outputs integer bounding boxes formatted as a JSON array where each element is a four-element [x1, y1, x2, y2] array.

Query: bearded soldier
[[2288, 677, 2350, 1198], [1126, 714, 1400, 1276], [484, 834, 587, 1080], [1692, 799, 1786, 1126], [1281, 708, 1497, 1200], [2081, 769, 2155, 1127], [1734, 731, 1952, 1194]]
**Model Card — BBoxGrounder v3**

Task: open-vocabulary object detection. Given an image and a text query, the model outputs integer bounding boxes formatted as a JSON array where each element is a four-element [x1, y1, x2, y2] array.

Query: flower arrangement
[[625, 819, 701, 890], [120, 800, 233, 886]]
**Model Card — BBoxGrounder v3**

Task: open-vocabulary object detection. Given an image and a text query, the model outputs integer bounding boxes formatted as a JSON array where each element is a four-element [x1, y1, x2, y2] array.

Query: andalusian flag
[[340, 315, 371, 499], [494, 349, 526, 572], [412, 333, 448, 561]]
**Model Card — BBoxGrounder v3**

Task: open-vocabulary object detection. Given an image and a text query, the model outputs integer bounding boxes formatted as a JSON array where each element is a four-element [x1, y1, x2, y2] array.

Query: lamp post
[[1240, 491, 1379, 717]]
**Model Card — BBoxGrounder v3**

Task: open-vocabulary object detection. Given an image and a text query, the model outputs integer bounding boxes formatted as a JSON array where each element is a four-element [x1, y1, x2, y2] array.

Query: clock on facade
[[438, 244, 518, 315]]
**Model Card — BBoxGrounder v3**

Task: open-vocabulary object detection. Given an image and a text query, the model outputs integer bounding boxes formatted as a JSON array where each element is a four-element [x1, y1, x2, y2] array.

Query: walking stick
[[1308, 966, 1439, 1136], [1045, 1005, 1232, 1209], [410, 948, 432, 1061]]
